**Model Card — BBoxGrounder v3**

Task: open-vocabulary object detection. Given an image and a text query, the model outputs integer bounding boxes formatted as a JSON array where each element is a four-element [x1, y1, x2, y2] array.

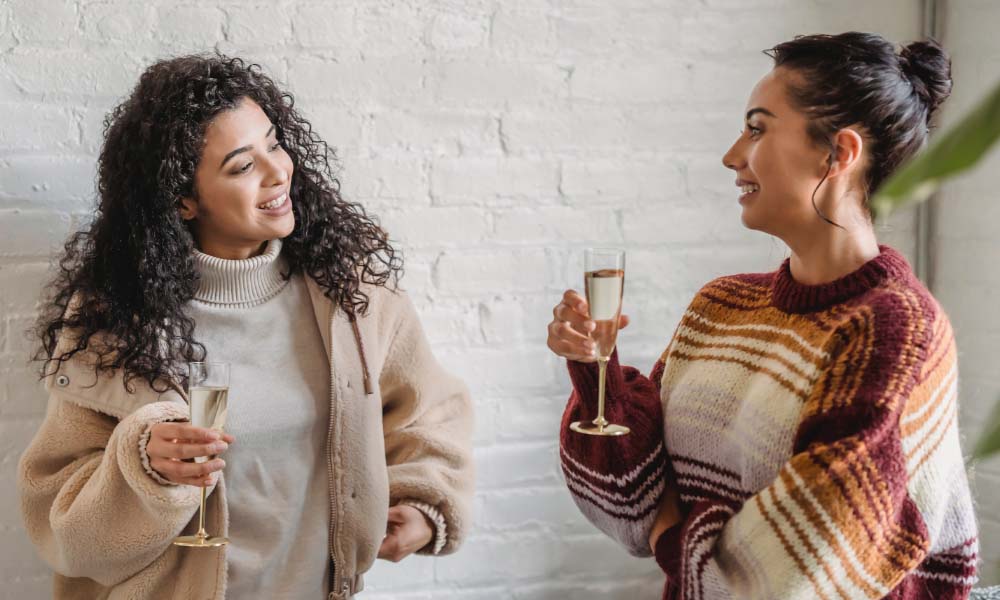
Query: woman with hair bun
[[549, 32, 978, 599], [18, 54, 473, 599]]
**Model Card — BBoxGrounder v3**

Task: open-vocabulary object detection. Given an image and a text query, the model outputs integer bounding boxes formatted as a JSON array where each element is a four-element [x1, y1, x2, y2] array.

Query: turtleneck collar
[[193, 239, 288, 307], [770, 245, 913, 313]]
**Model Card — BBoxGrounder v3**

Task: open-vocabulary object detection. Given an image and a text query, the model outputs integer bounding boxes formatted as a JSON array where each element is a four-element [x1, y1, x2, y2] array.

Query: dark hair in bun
[[898, 39, 953, 114], [765, 32, 952, 219]]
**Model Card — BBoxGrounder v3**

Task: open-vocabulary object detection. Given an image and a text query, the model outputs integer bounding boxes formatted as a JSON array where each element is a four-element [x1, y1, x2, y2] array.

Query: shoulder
[[855, 276, 946, 341], [826, 278, 952, 383], [359, 282, 416, 327]]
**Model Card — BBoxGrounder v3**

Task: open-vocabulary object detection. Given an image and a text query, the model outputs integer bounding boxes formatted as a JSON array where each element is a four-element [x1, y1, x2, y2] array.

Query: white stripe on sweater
[[669, 339, 813, 397], [675, 322, 822, 381], [563, 456, 668, 505], [683, 505, 733, 600], [683, 311, 828, 360], [912, 570, 978, 586], [688, 521, 725, 600], [672, 460, 742, 487], [559, 442, 665, 488], [564, 469, 665, 518], [676, 477, 748, 502]]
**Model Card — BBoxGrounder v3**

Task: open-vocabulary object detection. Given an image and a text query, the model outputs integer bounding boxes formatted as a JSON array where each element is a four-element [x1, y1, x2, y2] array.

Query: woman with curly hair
[[549, 33, 978, 599], [18, 54, 473, 600]]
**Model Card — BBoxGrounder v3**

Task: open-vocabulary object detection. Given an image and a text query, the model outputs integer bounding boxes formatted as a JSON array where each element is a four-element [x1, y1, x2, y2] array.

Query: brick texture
[[2, 0, 995, 596]]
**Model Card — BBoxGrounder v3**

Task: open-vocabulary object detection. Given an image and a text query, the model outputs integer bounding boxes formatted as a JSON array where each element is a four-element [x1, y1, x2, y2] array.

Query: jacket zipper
[[327, 314, 340, 597]]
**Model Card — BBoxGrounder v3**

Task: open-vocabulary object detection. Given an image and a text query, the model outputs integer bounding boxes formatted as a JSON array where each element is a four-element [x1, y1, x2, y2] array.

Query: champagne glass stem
[[196, 487, 208, 539], [593, 357, 610, 432]]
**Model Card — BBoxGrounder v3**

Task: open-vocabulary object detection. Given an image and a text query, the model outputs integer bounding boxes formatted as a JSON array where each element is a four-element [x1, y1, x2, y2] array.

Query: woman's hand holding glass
[[147, 422, 235, 487], [546, 289, 630, 363]]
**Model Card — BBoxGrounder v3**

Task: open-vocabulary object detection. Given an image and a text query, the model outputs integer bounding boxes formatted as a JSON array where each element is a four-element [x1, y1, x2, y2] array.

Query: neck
[[784, 222, 880, 286]]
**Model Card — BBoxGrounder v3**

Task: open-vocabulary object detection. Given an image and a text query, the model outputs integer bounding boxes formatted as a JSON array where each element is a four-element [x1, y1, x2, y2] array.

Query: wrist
[[397, 499, 447, 555]]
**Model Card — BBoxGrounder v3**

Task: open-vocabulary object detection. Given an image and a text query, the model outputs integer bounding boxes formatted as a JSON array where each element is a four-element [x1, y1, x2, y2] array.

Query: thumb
[[386, 506, 407, 524], [378, 532, 398, 558]]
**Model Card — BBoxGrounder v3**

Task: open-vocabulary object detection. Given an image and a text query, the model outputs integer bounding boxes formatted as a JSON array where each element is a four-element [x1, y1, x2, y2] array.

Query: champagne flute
[[570, 248, 631, 437], [174, 361, 230, 548]]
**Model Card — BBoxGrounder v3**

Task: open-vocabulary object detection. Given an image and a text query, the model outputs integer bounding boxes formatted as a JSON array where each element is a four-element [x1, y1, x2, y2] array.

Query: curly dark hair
[[764, 32, 952, 225], [35, 53, 402, 392]]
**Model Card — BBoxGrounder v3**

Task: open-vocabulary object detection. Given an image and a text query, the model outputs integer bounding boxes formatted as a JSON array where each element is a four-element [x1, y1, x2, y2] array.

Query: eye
[[745, 125, 762, 139], [236, 161, 253, 173], [268, 141, 282, 152]]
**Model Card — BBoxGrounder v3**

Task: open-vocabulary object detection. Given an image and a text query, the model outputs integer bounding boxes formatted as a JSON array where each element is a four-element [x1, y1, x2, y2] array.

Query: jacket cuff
[[398, 499, 447, 555], [116, 401, 202, 508], [139, 421, 181, 486]]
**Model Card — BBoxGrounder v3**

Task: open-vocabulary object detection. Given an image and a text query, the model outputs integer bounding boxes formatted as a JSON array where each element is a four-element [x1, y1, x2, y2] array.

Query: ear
[[178, 197, 198, 221], [826, 127, 865, 179]]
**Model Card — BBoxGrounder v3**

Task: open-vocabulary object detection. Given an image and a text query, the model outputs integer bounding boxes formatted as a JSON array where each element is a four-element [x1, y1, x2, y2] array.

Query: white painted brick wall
[[4, 0, 994, 597]]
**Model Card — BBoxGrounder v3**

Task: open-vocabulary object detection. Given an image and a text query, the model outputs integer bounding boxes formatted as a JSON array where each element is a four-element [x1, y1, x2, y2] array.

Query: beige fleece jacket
[[17, 279, 474, 600]]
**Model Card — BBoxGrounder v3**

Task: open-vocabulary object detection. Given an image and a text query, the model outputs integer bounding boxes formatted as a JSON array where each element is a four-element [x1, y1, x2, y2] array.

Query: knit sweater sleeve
[[380, 290, 474, 556], [559, 350, 669, 557], [653, 290, 979, 600]]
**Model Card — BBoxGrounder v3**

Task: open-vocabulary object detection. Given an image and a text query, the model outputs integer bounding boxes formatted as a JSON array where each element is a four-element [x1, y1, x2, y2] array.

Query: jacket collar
[[302, 276, 373, 394]]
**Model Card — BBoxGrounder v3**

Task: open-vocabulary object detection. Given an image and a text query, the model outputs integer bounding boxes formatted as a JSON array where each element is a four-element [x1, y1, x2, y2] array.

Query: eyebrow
[[219, 124, 276, 169], [746, 107, 777, 120]]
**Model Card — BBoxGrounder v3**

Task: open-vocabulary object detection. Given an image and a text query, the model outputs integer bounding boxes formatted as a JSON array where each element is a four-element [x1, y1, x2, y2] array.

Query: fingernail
[[213, 442, 228, 453], [215, 459, 226, 469], [207, 431, 221, 440]]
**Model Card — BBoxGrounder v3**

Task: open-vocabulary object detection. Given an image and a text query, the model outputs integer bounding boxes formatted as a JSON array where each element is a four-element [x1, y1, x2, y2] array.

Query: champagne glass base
[[173, 535, 229, 548], [570, 421, 630, 436]]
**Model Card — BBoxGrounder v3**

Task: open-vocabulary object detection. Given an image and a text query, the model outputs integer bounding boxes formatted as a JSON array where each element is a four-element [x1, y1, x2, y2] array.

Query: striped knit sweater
[[560, 245, 979, 600]]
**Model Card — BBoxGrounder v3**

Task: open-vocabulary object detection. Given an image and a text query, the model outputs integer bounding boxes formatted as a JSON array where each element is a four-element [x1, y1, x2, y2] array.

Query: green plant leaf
[[871, 78, 1000, 219], [972, 395, 1000, 461]]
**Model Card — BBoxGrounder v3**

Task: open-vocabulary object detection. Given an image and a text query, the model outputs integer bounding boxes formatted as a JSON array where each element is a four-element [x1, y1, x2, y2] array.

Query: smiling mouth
[[739, 183, 760, 201], [257, 192, 287, 210]]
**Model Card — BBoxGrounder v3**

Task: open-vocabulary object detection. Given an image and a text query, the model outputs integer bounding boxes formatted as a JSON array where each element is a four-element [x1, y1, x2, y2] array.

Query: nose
[[262, 155, 289, 187], [722, 136, 745, 172]]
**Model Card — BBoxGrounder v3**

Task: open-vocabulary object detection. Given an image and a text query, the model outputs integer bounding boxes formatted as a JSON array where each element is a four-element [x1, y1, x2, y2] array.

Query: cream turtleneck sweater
[[189, 238, 332, 597]]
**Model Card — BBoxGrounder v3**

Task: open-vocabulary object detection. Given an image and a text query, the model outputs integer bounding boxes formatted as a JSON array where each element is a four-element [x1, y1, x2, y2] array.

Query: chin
[[272, 213, 296, 239], [740, 209, 762, 232]]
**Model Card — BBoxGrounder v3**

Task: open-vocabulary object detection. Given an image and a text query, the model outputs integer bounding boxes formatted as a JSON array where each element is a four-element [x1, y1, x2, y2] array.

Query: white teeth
[[740, 184, 760, 194], [258, 193, 286, 209]]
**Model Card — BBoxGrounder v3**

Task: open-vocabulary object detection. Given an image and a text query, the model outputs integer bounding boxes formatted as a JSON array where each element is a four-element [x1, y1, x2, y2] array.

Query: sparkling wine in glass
[[174, 361, 230, 548], [571, 248, 631, 437]]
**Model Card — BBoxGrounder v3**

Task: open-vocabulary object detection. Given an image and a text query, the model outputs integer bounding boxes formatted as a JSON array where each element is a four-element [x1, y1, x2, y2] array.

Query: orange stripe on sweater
[[680, 314, 826, 373], [805, 441, 927, 573], [780, 467, 884, 598], [756, 489, 836, 600], [901, 362, 957, 439]]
